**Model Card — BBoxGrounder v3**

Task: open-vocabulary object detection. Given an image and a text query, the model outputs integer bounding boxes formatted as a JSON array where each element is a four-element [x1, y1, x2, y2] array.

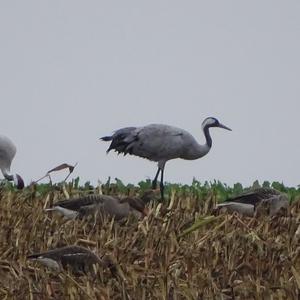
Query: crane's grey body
[[46, 194, 147, 220], [216, 188, 289, 217], [101, 117, 231, 199], [107, 124, 210, 162], [0, 135, 24, 189], [27, 245, 105, 274]]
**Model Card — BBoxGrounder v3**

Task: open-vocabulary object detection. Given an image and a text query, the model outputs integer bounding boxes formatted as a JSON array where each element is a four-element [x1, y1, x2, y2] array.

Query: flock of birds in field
[[0, 117, 290, 275]]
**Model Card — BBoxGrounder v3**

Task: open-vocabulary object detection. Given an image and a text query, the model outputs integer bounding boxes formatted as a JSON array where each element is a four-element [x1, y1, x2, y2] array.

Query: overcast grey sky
[[1, 1, 300, 187]]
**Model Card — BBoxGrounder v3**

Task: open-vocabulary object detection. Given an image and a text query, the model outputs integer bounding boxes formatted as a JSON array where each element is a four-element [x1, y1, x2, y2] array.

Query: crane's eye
[[209, 118, 218, 126]]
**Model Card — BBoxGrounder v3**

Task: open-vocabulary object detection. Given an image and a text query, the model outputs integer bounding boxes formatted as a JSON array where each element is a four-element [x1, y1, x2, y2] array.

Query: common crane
[[0, 135, 24, 189], [101, 117, 231, 199], [215, 187, 289, 217]]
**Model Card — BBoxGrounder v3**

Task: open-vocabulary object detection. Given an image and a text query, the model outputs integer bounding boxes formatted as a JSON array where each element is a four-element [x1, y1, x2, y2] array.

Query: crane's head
[[13, 174, 25, 189], [202, 117, 232, 131]]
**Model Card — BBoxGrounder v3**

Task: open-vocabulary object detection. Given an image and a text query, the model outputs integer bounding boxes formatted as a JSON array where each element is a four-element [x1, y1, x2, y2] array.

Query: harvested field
[[0, 181, 300, 299]]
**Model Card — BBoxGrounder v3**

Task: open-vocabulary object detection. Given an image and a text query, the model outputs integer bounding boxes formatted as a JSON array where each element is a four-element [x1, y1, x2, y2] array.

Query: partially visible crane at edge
[[0, 135, 24, 189]]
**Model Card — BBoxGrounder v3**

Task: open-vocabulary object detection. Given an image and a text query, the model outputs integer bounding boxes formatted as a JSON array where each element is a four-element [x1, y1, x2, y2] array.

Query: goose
[[45, 194, 149, 220], [27, 245, 112, 274], [0, 135, 24, 189], [101, 117, 231, 199], [215, 187, 289, 217]]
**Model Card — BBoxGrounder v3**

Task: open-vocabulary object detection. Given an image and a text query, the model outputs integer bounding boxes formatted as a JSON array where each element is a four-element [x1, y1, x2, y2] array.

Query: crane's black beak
[[218, 123, 232, 131]]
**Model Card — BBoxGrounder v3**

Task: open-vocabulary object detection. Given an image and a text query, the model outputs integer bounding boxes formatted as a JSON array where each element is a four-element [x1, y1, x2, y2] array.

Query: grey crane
[[215, 187, 289, 217], [101, 117, 231, 199], [27, 245, 112, 275], [0, 135, 24, 189]]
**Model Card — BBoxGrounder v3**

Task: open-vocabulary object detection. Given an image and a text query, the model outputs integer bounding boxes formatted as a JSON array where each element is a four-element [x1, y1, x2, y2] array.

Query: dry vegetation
[[0, 182, 300, 299]]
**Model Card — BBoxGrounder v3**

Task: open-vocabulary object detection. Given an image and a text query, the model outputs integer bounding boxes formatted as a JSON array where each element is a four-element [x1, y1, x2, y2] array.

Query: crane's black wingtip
[[100, 136, 113, 141]]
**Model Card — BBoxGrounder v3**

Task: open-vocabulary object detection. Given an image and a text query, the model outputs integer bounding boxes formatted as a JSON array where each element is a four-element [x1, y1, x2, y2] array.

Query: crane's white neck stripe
[[202, 118, 216, 130]]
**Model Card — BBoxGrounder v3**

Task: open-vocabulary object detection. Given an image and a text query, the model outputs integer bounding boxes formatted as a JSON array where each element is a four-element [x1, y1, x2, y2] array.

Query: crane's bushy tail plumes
[[101, 136, 113, 142], [100, 127, 137, 155]]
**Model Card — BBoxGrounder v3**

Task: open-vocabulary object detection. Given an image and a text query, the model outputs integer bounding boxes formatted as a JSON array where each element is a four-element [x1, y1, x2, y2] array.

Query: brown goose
[[215, 187, 289, 217], [45, 194, 149, 220], [27, 245, 111, 274]]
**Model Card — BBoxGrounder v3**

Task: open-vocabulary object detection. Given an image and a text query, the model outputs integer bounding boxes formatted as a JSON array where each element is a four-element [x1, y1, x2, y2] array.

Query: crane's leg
[[152, 168, 161, 189], [160, 168, 165, 200]]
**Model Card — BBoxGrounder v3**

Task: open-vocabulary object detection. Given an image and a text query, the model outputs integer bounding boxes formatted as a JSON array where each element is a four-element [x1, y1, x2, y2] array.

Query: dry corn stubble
[[0, 184, 299, 299]]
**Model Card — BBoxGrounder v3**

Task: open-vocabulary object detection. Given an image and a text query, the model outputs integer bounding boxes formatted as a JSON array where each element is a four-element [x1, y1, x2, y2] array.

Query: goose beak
[[218, 123, 232, 131]]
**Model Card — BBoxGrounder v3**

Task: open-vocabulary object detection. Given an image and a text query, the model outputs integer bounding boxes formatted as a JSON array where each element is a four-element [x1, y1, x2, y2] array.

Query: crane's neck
[[193, 124, 212, 159], [2, 169, 13, 181], [183, 126, 212, 160], [203, 125, 212, 148], [1, 169, 24, 189], [193, 125, 212, 158]]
